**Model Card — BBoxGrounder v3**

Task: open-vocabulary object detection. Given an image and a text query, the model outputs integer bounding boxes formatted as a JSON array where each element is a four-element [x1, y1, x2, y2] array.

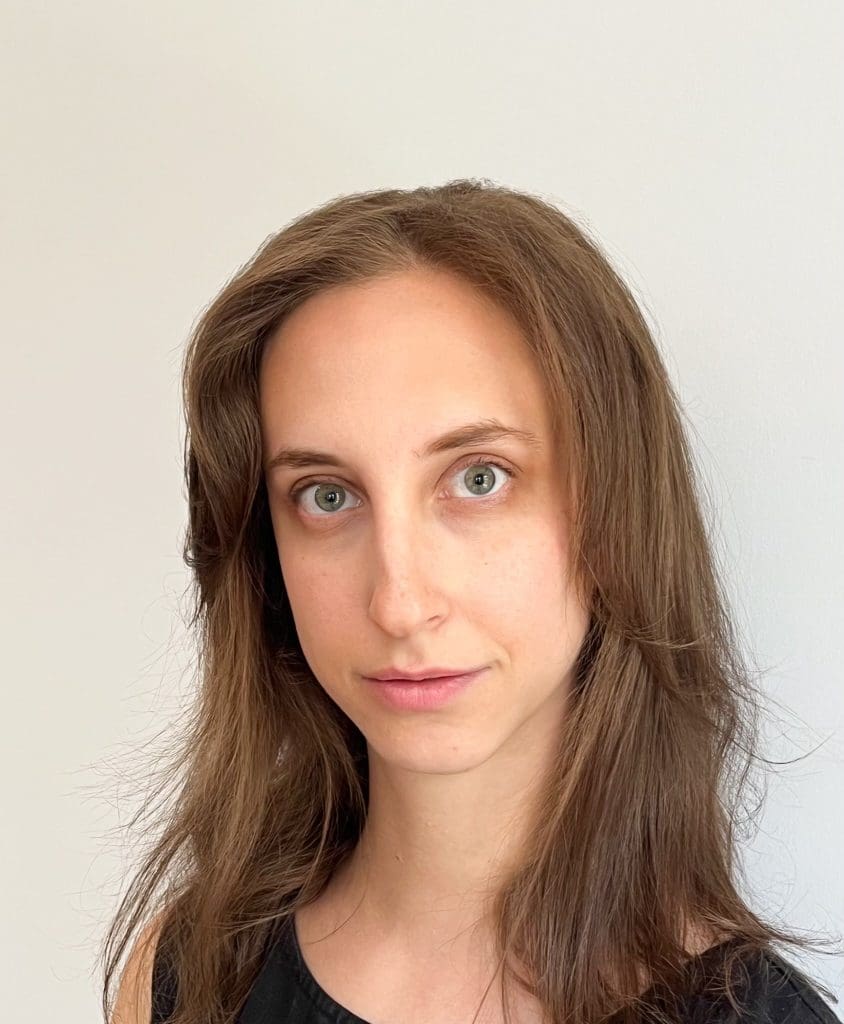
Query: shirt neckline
[[277, 913, 746, 1023]]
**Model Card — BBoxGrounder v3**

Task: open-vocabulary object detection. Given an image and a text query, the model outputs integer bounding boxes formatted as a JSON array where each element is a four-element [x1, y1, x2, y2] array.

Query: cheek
[[486, 519, 587, 662], [489, 517, 570, 607], [276, 547, 360, 674]]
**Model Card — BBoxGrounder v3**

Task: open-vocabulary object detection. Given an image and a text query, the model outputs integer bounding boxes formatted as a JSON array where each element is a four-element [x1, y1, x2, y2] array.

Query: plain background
[[2, 1, 842, 1019]]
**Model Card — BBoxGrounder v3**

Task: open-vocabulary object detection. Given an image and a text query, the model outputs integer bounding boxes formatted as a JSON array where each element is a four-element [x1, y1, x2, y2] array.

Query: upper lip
[[364, 665, 485, 682]]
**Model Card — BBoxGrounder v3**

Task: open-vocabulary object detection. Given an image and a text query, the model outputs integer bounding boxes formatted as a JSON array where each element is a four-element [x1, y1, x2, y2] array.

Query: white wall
[[2, 1, 841, 1018]]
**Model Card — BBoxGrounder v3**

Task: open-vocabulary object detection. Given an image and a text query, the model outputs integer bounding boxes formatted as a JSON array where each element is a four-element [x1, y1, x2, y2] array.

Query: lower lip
[[363, 668, 488, 710]]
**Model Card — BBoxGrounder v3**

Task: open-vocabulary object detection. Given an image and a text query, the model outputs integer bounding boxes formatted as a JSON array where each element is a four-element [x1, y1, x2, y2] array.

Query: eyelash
[[288, 455, 516, 516]]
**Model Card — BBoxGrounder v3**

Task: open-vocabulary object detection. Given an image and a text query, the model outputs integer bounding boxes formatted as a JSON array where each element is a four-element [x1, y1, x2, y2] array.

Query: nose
[[366, 514, 449, 638]]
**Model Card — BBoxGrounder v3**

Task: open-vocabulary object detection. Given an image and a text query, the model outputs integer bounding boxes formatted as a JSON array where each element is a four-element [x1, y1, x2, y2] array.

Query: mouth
[[364, 664, 488, 682], [371, 672, 470, 683], [363, 667, 488, 710]]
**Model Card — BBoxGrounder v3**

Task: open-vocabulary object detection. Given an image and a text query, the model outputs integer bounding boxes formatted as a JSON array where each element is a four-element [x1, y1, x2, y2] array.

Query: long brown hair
[[99, 179, 841, 1024]]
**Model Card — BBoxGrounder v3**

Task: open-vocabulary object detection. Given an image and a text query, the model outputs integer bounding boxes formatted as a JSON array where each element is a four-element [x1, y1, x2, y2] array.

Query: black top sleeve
[[149, 938, 178, 1024], [684, 948, 842, 1024]]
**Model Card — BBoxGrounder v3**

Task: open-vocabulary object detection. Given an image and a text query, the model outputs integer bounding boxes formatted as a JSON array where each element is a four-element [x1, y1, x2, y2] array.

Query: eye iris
[[465, 464, 495, 495], [314, 484, 346, 512]]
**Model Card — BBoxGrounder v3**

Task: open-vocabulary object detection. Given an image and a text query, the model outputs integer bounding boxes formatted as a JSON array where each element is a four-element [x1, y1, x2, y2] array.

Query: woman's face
[[259, 267, 590, 773]]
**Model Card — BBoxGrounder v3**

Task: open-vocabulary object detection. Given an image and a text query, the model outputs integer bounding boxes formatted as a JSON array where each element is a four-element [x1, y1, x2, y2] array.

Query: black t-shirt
[[151, 917, 842, 1024]]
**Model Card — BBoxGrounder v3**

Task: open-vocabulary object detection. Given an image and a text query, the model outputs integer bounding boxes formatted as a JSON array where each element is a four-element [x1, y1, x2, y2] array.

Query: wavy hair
[[100, 179, 840, 1024]]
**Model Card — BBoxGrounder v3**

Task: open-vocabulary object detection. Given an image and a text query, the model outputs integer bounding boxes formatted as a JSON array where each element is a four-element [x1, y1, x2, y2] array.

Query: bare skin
[[294, 854, 546, 1024], [295, 874, 726, 1024]]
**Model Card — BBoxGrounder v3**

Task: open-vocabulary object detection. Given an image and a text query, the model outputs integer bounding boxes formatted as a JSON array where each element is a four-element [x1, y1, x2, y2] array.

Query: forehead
[[259, 268, 551, 453]]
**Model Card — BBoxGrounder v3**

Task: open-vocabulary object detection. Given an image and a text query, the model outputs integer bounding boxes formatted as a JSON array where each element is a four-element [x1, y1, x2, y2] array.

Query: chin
[[363, 727, 507, 777]]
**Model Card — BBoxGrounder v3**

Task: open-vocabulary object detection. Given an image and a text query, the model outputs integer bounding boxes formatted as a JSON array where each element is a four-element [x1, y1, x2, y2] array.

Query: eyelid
[[287, 453, 517, 513]]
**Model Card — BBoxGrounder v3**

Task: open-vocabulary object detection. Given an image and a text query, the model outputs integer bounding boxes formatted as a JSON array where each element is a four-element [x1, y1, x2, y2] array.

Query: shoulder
[[750, 950, 842, 1024], [686, 945, 842, 1024], [110, 911, 171, 1024]]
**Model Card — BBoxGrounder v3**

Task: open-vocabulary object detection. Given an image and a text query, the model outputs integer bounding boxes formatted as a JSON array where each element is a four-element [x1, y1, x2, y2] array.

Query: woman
[[102, 180, 842, 1024]]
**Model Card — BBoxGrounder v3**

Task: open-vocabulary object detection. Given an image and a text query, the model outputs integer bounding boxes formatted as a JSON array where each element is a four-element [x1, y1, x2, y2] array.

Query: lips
[[391, 674, 459, 682], [364, 667, 488, 710], [372, 673, 466, 683], [365, 665, 486, 682]]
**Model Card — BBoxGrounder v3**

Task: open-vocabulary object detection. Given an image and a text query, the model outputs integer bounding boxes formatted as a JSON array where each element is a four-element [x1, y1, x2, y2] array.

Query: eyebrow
[[264, 418, 543, 474]]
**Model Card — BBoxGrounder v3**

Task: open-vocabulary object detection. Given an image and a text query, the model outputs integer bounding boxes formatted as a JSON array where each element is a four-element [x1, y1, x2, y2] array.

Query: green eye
[[459, 463, 508, 497]]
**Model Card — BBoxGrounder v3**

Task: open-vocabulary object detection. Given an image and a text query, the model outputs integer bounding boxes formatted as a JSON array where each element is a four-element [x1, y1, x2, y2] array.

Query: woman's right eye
[[289, 480, 362, 517]]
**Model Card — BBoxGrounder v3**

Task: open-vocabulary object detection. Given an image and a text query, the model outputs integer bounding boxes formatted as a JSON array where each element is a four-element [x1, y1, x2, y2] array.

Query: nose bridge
[[366, 488, 446, 634]]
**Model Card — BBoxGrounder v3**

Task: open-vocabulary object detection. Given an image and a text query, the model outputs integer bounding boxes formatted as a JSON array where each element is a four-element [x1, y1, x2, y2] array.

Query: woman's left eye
[[451, 458, 513, 499], [288, 457, 515, 517]]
